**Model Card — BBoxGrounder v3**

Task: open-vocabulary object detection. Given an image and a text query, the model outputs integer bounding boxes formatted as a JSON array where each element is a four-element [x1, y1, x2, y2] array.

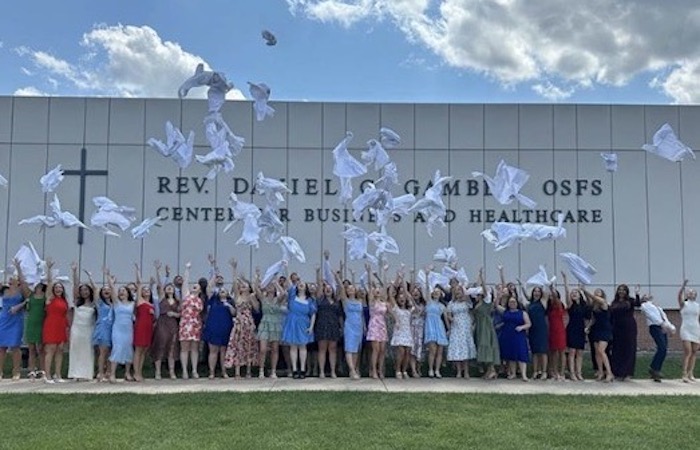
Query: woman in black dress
[[609, 284, 641, 380], [315, 261, 343, 378], [583, 287, 613, 382]]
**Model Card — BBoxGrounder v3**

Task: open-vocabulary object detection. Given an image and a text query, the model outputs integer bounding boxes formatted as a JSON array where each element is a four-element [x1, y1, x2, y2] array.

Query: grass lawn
[[0, 392, 697, 449]]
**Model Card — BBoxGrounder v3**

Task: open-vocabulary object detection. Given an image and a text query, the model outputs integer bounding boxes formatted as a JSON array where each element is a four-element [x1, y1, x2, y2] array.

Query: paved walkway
[[1, 376, 699, 396]]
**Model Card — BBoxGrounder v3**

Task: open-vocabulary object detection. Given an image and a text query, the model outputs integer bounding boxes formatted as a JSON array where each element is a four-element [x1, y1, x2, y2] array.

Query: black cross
[[63, 147, 109, 245]]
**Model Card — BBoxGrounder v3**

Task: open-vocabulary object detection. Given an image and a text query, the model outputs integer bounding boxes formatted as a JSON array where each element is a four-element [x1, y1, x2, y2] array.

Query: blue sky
[[0, 0, 698, 104]]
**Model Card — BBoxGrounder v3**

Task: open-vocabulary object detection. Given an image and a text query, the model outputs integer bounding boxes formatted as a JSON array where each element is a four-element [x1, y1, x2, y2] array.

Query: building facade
[[1, 96, 699, 308]]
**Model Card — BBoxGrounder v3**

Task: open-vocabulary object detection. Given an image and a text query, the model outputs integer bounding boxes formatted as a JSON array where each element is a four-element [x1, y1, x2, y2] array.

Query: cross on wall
[[63, 147, 108, 245]]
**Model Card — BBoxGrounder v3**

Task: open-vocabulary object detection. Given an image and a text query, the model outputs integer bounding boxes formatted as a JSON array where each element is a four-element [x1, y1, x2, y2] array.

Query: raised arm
[[105, 267, 117, 302], [181, 262, 191, 298], [207, 254, 219, 291], [228, 258, 238, 295], [334, 269, 347, 301], [12, 258, 32, 299], [153, 260, 164, 299], [45, 258, 55, 301], [134, 263, 143, 299], [678, 279, 688, 309], [71, 261, 80, 301], [561, 271, 571, 308], [498, 264, 506, 288], [82, 272, 98, 304]]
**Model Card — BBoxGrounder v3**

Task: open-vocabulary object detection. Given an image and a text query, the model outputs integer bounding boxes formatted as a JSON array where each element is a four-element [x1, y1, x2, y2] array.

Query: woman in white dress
[[678, 280, 700, 382], [68, 263, 96, 381]]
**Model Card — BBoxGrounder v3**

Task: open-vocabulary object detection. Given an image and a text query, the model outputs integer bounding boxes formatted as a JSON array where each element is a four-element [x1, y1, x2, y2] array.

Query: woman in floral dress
[[179, 263, 204, 379], [225, 260, 260, 378]]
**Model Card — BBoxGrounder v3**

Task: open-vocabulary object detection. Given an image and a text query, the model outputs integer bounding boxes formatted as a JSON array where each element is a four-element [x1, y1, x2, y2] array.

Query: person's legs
[[180, 341, 191, 379], [648, 326, 667, 380], [270, 341, 280, 378], [328, 341, 338, 378], [318, 341, 328, 378], [258, 339, 269, 378], [290, 345, 299, 376], [54, 344, 65, 380], [427, 343, 436, 376], [689, 342, 699, 381], [299, 346, 308, 378], [208, 344, 219, 378], [190, 341, 200, 378], [435, 345, 444, 377]]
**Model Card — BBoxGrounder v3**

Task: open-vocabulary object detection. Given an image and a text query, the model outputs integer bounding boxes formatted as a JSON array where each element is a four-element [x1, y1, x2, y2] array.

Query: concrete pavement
[[1, 376, 699, 396]]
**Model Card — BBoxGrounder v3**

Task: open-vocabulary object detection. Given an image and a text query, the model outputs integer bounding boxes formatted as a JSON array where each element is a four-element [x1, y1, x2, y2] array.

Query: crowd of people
[[0, 253, 699, 385]]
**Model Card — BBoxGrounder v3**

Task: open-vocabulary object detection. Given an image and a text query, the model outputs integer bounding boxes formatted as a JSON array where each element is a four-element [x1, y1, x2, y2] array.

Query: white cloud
[[16, 24, 245, 100], [532, 81, 574, 102], [14, 86, 49, 96], [286, 0, 700, 103]]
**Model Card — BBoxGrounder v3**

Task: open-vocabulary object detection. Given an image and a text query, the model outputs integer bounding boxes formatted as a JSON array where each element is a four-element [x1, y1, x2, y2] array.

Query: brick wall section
[[636, 310, 684, 352]]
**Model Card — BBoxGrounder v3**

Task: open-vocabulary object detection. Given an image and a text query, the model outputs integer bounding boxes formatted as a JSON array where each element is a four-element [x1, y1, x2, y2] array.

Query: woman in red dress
[[547, 284, 567, 381], [132, 264, 155, 382], [42, 260, 70, 383]]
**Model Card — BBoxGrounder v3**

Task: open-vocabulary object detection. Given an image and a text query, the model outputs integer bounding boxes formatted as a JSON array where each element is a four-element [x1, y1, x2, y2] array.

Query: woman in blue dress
[[424, 287, 448, 378], [499, 296, 531, 381], [281, 279, 317, 379], [107, 272, 135, 383], [336, 270, 365, 380], [0, 260, 30, 380], [92, 283, 113, 382], [203, 287, 235, 379]]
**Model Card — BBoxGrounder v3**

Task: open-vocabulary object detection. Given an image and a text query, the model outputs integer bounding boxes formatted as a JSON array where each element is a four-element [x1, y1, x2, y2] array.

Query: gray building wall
[[1, 97, 699, 308]]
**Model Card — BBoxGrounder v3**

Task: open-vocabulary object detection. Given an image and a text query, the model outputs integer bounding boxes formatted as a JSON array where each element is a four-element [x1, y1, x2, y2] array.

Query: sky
[[0, 0, 699, 104]]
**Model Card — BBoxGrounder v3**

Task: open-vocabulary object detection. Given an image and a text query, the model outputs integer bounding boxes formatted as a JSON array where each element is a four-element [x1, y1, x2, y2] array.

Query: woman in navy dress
[[583, 287, 613, 382], [609, 284, 641, 380], [499, 296, 531, 382], [203, 288, 235, 379], [281, 279, 317, 379], [314, 268, 343, 379], [561, 272, 587, 381], [520, 283, 548, 379]]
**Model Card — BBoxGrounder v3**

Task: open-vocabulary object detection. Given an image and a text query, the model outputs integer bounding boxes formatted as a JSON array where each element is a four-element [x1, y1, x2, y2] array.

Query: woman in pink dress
[[178, 263, 204, 379]]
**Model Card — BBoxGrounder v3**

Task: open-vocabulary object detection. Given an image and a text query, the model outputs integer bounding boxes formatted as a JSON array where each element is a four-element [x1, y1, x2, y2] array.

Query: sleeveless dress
[[179, 294, 204, 341], [43, 297, 69, 345], [366, 302, 388, 342], [590, 308, 612, 342], [566, 301, 587, 350], [151, 298, 180, 359], [92, 300, 113, 347], [256, 298, 286, 342], [473, 300, 500, 365], [547, 303, 567, 351], [679, 300, 700, 344], [109, 302, 134, 364], [24, 295, 46, 345], [225, 300, 259, 367], [133, 302, 155, 347], [527, 301, 548, 354], [343, 299, 364, 353], [446, 301, 476, 361], [68, 305, 96, 379], [203, 295, 235, 346], [423, 301, 448, 346], [281, 290, 317, 345], [500, 309, 530, 363], [314, 297, 343, 341], [390, 306, 413, 347], [410, 304, 426, 359], [0, 293, 24, 347]]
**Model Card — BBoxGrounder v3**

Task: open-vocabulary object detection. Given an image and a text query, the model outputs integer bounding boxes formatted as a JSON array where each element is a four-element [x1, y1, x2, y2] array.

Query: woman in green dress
[[24, 282, 48, 379], [472, 268, 500, 380]]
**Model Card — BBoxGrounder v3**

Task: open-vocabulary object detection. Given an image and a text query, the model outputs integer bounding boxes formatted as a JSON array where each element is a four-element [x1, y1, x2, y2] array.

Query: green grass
[[0, 392, 697, 449]]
